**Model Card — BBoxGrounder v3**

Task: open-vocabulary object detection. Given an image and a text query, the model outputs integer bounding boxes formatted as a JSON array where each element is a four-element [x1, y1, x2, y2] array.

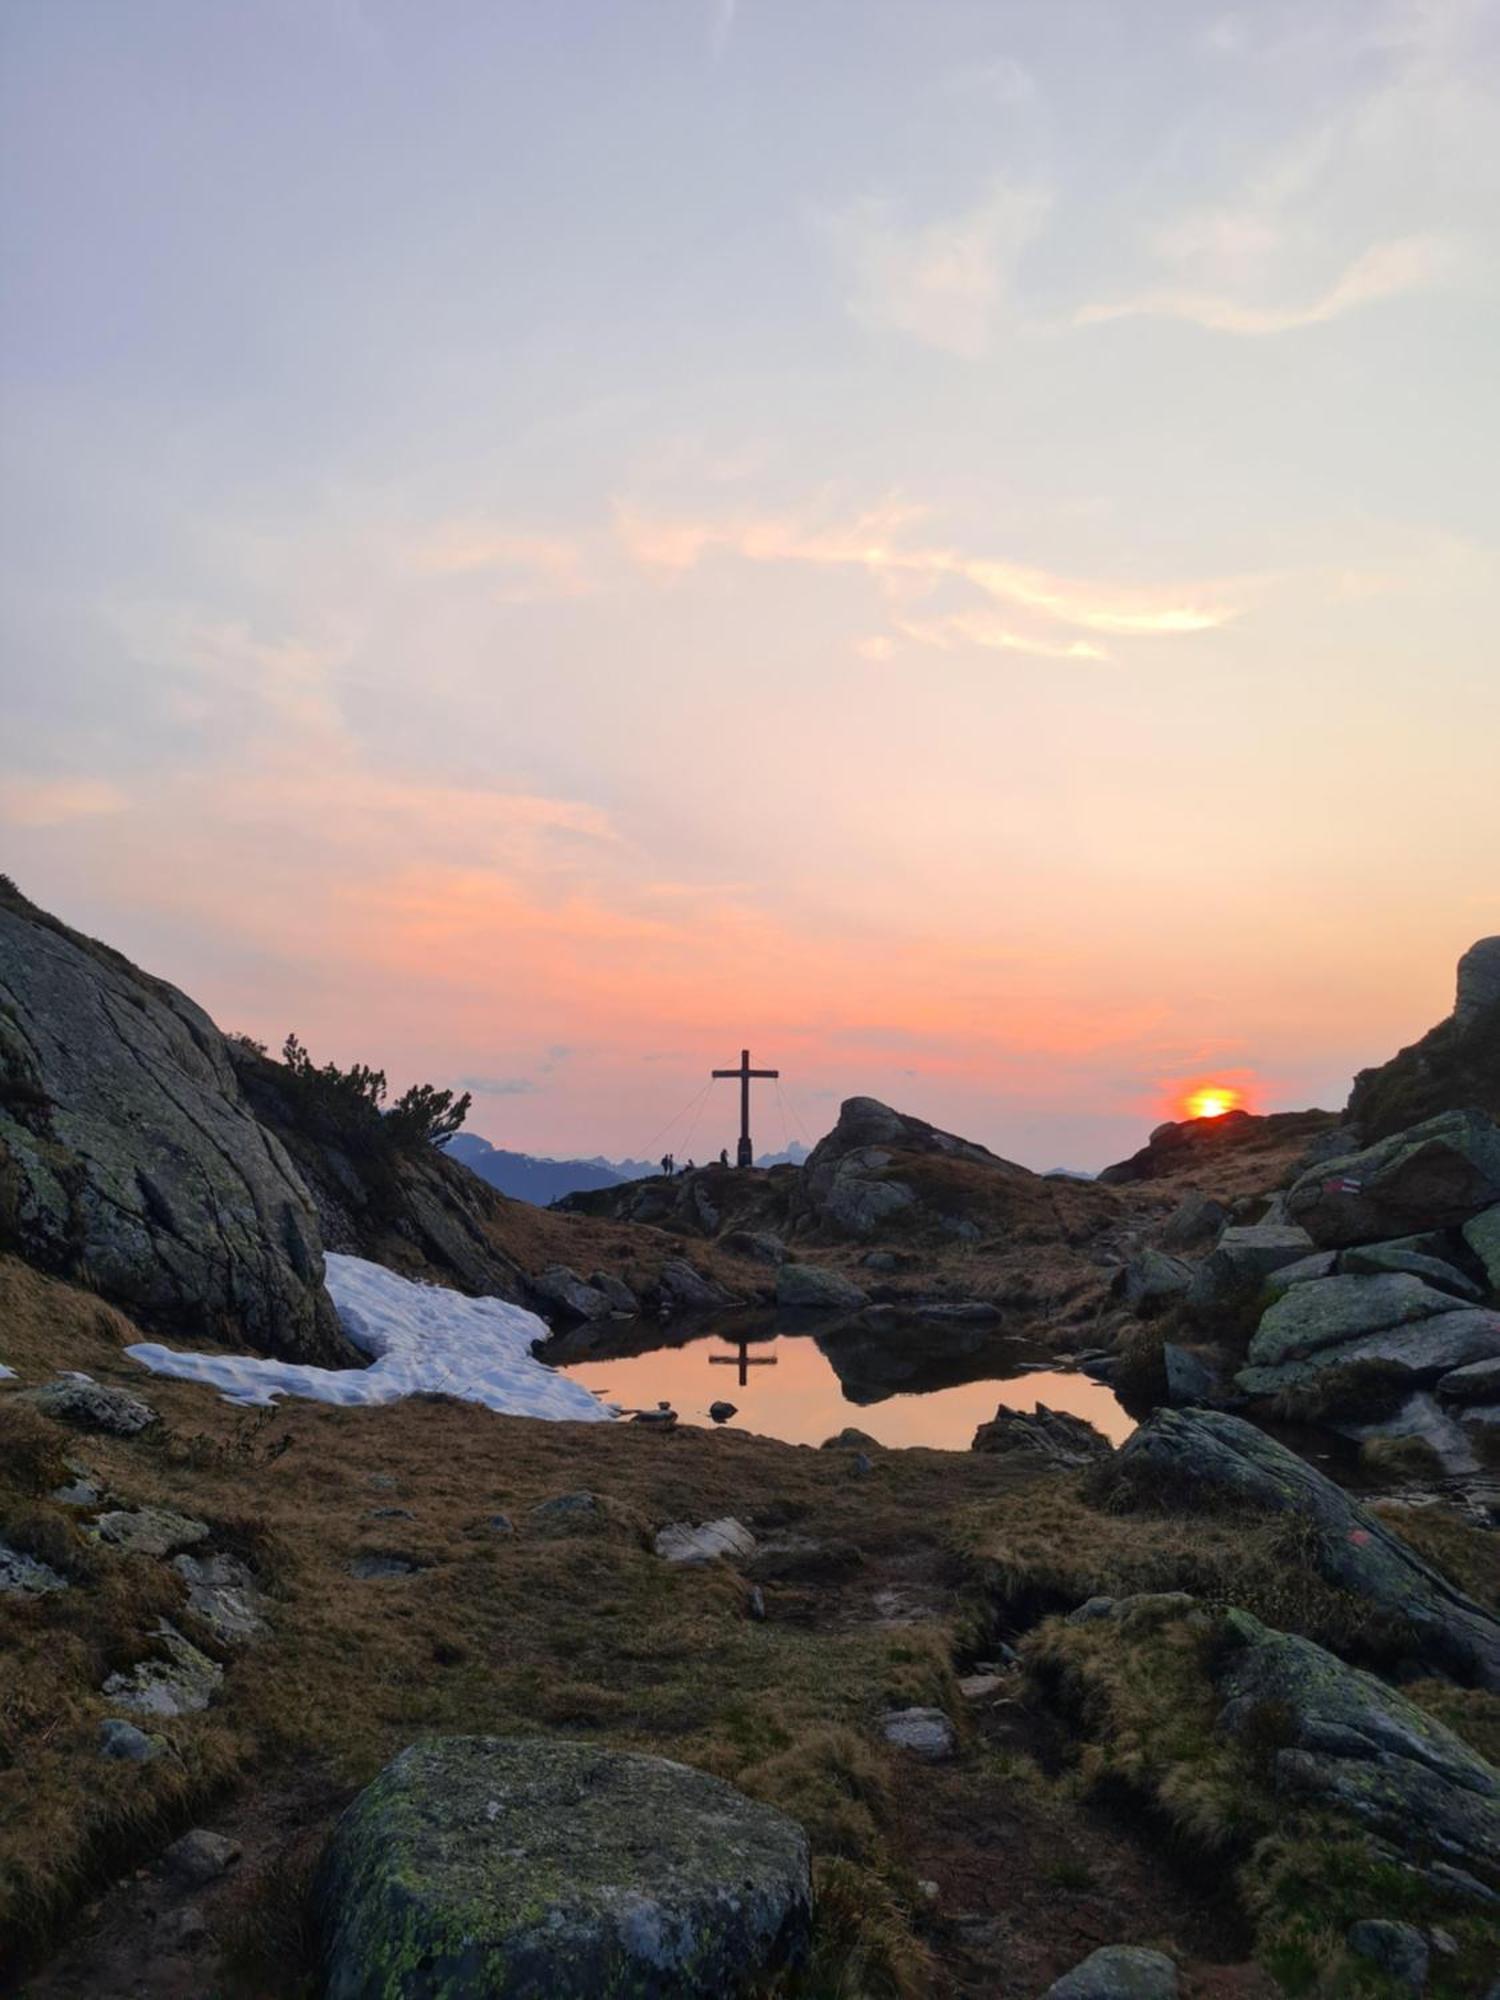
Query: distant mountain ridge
[[448, 1134, 809, 1206]]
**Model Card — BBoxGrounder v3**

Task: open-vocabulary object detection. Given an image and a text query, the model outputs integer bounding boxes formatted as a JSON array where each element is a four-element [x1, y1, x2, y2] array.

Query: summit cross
[[710, 1047, 779, 1168]]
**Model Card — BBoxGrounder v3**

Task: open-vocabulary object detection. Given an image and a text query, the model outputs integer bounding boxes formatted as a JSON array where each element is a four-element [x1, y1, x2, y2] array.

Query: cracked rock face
[[317, 1736, 812, 2000], [0, 883, 349, 1364]]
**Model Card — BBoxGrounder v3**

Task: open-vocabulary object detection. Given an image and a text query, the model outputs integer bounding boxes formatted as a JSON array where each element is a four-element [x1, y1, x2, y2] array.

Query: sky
[[1, 0, 1496, 1172]]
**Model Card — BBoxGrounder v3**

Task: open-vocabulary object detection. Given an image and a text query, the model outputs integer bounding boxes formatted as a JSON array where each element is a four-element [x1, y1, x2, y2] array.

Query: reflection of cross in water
[[709, 1336, 778, 1389]]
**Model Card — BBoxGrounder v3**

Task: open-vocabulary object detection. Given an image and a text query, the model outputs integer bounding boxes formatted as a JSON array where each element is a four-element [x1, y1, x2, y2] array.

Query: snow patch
[[0, 1362, 15, 1381], [126, 1254, 615, 1423]]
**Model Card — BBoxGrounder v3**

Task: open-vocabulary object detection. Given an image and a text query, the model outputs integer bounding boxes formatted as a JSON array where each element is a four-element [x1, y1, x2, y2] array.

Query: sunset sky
[[2, 0, 1496, 1171]]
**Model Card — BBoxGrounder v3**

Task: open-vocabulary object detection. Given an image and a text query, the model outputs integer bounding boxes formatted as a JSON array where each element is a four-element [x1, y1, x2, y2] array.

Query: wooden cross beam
[[710, 1047, 779, 1167]]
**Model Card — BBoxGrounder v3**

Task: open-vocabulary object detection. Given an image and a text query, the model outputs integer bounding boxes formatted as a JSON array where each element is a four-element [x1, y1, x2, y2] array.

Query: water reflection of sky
[[556, 1330, 1133, 1451]]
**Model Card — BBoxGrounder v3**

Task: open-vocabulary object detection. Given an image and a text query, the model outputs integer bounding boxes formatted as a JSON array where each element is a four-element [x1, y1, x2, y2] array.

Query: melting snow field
[[126, 1253, 616, 1423]]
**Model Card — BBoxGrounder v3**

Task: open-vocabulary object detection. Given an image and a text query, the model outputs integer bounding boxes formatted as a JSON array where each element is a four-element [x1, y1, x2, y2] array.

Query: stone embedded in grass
[[775, 1263, 869, 1311], [347, 1553, 422, 1580], [652, 1518, 755, 1565], [25, 1377, 157, 1436], [1346, 1919, 1430, 1993], [92, 1506, 210, 1558], [98, 1718, 162, 1763], [881, 1707, 957, 1761], [317, 1736, 812, 1999], [162, 1828, 241, 1886], [1044, 1944, 1178, 2000], [173, 1550, 269, 1643], [0, 1539, 69, 1595], [103, 1620, 223, 1717]]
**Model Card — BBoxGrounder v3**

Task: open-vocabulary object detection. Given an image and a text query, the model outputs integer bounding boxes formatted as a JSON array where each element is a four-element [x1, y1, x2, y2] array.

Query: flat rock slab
[[1247, 1273, 1467, 1369], [93, 1506, 210, 1558], [1045, 1945, 1179, 2000], [653, 1519, 756, 1565], [1340, 1243, 1483, 1299], [318, 1736, 811, 1999], [881, 1707, 957, 1760]]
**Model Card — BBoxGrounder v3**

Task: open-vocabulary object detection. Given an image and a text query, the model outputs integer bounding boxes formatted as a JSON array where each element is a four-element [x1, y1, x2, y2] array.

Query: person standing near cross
[[710, 1048, 779, 1168]]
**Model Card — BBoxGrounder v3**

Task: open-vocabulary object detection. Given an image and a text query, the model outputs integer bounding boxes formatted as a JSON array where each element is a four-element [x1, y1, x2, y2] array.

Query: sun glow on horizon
[[1184, 1085, 1242, 1121]]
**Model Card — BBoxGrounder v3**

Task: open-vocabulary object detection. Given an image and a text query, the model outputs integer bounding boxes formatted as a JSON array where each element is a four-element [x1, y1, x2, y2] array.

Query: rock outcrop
[[1107, 1408, 1500, 1688], [1215, 1612, 1500, 1903], [317, 1737, 812, 1999], [971, 1403, 1113, 1464], [1348, 945, 1500, 1142], [0, 879, 348, 1363], [1286, 1110, 1500, 1249], [1455, 936, 1500, 1031]]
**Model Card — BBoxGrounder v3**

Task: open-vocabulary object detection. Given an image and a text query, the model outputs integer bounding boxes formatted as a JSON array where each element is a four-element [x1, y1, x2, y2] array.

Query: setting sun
[[1185, 1086, 1241, 1121]]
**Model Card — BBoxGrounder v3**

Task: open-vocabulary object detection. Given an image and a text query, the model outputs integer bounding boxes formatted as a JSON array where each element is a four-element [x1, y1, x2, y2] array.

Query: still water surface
[[553, 1323, 1133, 1451]]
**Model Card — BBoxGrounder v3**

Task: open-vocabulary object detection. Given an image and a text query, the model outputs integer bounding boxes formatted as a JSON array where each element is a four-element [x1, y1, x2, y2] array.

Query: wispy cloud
[[0, 776, 131, 828], [821, 181, 1051, 358], [1076, 232, 1459, 335], [406, 523, 592, 602], [456, 1075, 540, 1096], [615, 499, 1239, 654]]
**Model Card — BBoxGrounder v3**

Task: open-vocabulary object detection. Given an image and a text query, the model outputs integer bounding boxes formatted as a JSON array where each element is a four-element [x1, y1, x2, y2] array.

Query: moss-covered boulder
[[1286, 1109, 1500, 1249], [318, 1736, 812, 1998], [1216, 1613, 1500, 1903], [1106, 1409, 1500, 1689]]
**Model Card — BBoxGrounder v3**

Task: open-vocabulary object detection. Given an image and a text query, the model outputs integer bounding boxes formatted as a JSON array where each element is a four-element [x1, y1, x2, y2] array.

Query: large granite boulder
[[1286, 1110, 1500, 1250], [1237, 1273, 1500, 1399], [1107, 1408, 1500, 1688], [1186, 1225, 1316, 1313], [775, 1263, 868, 1312], [1215, 1612, 1500, 1902], [318, 1737, 811, 1998], [0, 882, 347, 1363]]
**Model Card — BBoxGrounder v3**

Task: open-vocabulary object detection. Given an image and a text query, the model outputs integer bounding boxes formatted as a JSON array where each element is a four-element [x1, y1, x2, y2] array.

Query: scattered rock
[[746, 1585, 766, 1621], [1044, 1945, 1179, 2000], [24, 1377, 157, 1437], [631, 1408, 679, 1430], [1068, 1596, 1118, 1624], [0, 1539, 69, 1595], [173, 1550, 269, 1643], [1337, 1391, 1478, 1479], [161, 1828, 241, 1887], [317, 1736, 812, 1999], [103, 1621, 223, 1717], [1160, 1193, 1229, 1251], [821, 1427, 879, 1450], [1264, 1250, 1340, 1296], [1216, 1611, 1500, 1900], [958, 1674, 1005, 1700], [1109, 1409, 1500, 1688], [529, 1265, 615, 1323], [721, 1230, 788, 1265], [656, 1260, 738, 1312], [50, 1471, 103, 1507], [1161, 1344, 1226, 1407], [881, 1707, 957, 1761], [1341, 1241, 1483, 1299], [653, 1518, 756, 1565], [1186, 1225, 1317, 1313], [1463, 1203, 1500, 1294], [364, 1506, 416, 1521], [776, 1264, 869, 1311], [971, 1403, 1112, 1465], [1111, 1251, 1193, 1315], [347, 1554, 422, 1580], [1346, 1919, 1430, 1993], [708, 1400, 737, 1422], [587, 1271, 639, 1313], [98, 1718, 161, 1763], [1286, 1109, 1500, 1249], [1436, 1355, 1500, 1403], [93, 1506, 210, 1558]]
